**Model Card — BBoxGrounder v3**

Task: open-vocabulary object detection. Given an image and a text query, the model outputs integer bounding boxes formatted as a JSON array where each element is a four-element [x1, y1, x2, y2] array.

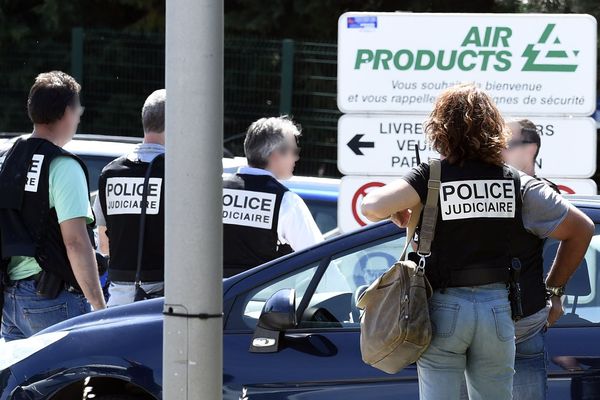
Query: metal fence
[[0, 29, 341, 177]]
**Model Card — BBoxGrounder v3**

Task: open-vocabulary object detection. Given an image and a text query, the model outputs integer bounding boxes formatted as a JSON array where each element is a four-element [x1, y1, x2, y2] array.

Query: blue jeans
[[459, 328, 548, 400], [1, 279, 90, 341], [513, 329, 547, 400], [417, 283, 515, 400]]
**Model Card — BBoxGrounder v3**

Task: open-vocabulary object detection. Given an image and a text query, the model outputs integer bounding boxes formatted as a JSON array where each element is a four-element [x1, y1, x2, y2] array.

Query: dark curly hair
[[425, 83, 509, 166]]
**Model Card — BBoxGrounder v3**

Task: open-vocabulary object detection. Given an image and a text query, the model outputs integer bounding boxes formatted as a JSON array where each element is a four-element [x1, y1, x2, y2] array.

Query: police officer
[[362, 84, 593, 400], [94, 89, 165, 307], [505, 119, 560, 192], [223, 116, 323, 277], [501, 118, 563, 400], [0, 71, 106, 341]]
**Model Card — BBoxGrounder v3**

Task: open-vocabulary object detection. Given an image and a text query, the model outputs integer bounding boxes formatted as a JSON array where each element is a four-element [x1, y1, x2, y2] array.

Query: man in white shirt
[[222, 116, 323, 277]]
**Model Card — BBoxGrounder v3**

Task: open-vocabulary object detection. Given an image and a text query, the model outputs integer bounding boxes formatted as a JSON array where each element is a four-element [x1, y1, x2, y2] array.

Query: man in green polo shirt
[[0, 71, 106, 341]]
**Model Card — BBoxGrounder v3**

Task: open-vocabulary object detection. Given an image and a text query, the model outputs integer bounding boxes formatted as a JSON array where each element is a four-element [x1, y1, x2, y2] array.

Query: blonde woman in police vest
[[362, 83, 593, 400]]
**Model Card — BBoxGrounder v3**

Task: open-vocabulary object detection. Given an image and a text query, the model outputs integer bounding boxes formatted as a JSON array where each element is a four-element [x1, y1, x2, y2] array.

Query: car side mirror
[[249, 288, 296, 353]]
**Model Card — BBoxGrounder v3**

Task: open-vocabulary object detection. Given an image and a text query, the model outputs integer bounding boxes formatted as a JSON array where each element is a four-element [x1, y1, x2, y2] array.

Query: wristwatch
[[546, 285, 565, 297]]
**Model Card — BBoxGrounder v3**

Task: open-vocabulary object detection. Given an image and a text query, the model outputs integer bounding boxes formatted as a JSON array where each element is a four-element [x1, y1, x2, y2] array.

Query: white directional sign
[[551, 179, 597, 195], [338, 13, 597, 115], [339, 176, 597, 233], [338, 115, 596, 178]]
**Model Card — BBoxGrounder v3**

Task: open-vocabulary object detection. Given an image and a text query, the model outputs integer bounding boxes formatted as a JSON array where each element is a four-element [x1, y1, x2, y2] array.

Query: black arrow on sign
[[347, 134, 375, 156]]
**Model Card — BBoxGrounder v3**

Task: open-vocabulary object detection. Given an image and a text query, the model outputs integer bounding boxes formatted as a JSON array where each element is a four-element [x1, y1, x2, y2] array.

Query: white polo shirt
[[236, 166, 324, 251]]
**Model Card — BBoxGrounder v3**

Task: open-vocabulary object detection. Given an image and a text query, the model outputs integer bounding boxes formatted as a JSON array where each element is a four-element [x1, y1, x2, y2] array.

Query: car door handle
[[552, 356, 600, 373], [283, 333, 338, 357]]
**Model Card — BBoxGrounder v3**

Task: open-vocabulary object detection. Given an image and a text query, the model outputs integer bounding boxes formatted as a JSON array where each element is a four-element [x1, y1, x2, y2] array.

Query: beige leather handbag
[[356, 159, 440, 374]]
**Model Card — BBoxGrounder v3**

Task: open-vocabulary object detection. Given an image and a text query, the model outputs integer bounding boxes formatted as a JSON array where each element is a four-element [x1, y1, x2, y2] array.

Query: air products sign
[[338, 13, 597, 115]]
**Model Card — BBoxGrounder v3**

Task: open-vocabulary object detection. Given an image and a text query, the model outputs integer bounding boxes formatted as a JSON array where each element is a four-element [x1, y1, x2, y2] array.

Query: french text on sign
[[339, 115, 596, 178], [440, 180, 516, 221], [106, 177, 163, 215], [222, 189, 276, 230], [338, 114, 439, 176], [24, 154, 44, 193], [338, 13, 597, 115]]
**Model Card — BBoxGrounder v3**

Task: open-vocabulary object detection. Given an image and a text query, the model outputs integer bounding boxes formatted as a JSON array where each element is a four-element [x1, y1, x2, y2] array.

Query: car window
[[302, 199, 337, 233], [78, 155, 115, 192], [298, 234, 406, 329], [227, 263, 320, 330], [546, 224, 600, 327], [226, 233, 406, 331]]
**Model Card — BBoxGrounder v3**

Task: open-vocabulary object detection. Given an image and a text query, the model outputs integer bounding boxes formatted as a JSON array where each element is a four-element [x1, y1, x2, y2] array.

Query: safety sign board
[[339, 176, 598, 233], [338, 115, 597, 178], [338, 13, 597, 115]]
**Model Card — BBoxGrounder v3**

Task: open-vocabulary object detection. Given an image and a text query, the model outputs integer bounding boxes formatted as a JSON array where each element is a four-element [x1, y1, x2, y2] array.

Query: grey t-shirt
[[515, 172, 570, 343]]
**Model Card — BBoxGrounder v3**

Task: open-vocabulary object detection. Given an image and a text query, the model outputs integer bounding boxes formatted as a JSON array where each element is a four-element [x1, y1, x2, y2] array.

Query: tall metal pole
[[163, 1, 223, 399]]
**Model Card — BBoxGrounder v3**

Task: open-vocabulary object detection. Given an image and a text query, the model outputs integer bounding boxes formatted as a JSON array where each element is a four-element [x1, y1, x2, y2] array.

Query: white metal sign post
[[338, 115, 597, 178], [338, 13, 597, 115]]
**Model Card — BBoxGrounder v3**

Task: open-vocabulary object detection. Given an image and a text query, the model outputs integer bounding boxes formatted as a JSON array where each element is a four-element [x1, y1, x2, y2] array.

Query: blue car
[[1, 197, 599, 400]]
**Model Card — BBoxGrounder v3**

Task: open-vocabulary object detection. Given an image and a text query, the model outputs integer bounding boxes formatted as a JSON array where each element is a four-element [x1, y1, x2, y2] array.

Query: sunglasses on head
[[507, 139, 536, 149]]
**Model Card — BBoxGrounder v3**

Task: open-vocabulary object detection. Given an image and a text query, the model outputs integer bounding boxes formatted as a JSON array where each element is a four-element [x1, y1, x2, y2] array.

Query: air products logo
[[521, 23, 578, 72], [353, 23, 579, 73]]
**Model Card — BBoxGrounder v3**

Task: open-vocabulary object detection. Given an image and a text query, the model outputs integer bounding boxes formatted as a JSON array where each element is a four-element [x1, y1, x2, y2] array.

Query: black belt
[[447, 265, 510, 288], [12, 272, 82, 294]]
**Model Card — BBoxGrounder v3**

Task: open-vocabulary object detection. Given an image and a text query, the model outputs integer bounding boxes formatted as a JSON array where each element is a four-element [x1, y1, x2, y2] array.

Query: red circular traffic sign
[[557, 185, 575, 194], [351, 181, 385, 226]]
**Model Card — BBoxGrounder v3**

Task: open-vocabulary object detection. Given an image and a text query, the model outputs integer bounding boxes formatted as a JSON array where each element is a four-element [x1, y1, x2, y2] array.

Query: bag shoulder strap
[[398, 158, 441, 262], [135, 153, 165, 286], [417, 158, 441, 257], [398, 202, 423, 262]]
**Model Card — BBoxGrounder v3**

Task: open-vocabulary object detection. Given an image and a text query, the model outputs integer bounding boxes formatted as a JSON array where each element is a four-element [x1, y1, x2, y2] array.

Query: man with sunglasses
[[503, 119, 566, 400], [505, 119, 560, 192], [222, 116, 323, 277], [0, 71, 106, 341]]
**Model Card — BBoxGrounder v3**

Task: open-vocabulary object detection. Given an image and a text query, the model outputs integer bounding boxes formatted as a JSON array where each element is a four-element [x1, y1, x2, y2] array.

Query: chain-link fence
[[0, 29, 341, 177], [0, 41, 70, 133]]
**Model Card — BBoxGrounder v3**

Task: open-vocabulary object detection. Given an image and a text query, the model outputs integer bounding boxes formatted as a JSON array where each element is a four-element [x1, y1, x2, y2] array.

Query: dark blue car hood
[[37, 297, 165, 335]]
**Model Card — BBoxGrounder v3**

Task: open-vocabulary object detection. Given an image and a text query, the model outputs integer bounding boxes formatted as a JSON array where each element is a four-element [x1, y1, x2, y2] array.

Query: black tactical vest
[[517, 173, 559, 317], [222, 173, 292, 277], [98, 155, 165, 282], [0, 137, 94, 288], [421, 161, 541, 310]]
